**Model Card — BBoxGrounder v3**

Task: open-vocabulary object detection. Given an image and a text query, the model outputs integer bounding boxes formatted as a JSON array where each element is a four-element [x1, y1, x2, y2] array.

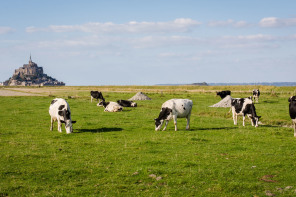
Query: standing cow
[[49, 98, 76, 134], [288, 96, 296, 137], [154, 99, 193, 131], [90, 91, 105, 103], [231, 97, 260, 127], [252, 89, 260, 103], [216, 90, 231, 99]]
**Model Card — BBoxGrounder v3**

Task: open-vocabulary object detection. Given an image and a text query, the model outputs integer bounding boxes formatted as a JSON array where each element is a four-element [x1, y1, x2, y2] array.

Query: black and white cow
[[97, 101, 123, 112], [49, 98, 76, 134], [154, 99, 193, 131], [90, 91, 105, 103], [288, 96, 296, 137], [252, 89, 260, 103], [231, 97, 260, 127], [216, 90, 231, 99], [117, 100, 137, 107]]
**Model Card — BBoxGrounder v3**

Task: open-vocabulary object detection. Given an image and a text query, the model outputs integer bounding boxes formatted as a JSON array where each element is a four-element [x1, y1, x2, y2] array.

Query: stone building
[[1, 55, 65, 86]]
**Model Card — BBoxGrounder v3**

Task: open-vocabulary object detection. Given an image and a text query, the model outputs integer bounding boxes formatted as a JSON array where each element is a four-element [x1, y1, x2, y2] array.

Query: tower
[[29, 53, 32, 64]]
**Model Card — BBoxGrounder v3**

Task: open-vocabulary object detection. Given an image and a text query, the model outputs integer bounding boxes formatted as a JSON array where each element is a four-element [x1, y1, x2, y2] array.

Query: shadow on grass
[[196, 127, 237, 131], [262, 100, 279, 104], [76, 127, 123, 133], [259, 124, 282, 128]]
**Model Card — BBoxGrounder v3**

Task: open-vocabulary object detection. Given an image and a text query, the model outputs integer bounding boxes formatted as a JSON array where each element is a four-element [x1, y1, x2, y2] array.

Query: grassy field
[[1, 86, 296, 196]]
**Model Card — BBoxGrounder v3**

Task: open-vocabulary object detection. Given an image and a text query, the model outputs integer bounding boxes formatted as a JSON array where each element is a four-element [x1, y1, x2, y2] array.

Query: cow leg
[[232, 110, 237, 125], [50, 118, 53, 131], [186, 114, 191, 130], [91, 96, 93, 103], [173, 115, 178, 131], [247, 114, 254, 126], [243, 115, 245, 126], [57, 120, 62, 132], [251, 118, 255, 126], [293, 121, 296, 137], [162, 120, 169, 131]]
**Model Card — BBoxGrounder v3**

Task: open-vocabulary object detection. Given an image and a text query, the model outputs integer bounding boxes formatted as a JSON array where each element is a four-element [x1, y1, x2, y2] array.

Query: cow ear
[[58, 110, 64, 116], [288, 97, 292, 102], [60, 120, 65, 123], [72, 121, 77, 124], [257, 116, 261, 119]]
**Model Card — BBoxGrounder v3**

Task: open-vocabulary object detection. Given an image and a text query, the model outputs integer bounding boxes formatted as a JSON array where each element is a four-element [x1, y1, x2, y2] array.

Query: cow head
[[154, 107, 172, 131], [131, 102, 137, 107], [251, 115, 261, 127], [58, 109, 76, 134], [97, 101, 104, 107], [97, 101, 109, 108], [154, 118, 164, 131], [288, 96, 296, 103]]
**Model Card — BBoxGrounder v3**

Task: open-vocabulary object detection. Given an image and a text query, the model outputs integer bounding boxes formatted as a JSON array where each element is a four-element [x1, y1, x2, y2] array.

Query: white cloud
[[0, 27, 14, 34], [131, 35, 204, 48], [259, 17, 296, 27], [207, 19, 249, 27], [236, 34, 275, 41], [217, 34, 278, 49], [26, 18, 201, 34]]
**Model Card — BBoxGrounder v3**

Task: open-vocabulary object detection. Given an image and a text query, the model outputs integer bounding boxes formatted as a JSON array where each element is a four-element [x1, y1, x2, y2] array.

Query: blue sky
[[1, 0, 296, 85]]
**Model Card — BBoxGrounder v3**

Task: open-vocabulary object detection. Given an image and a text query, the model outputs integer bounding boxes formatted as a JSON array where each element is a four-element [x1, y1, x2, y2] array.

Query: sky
[[0, 0, 296, 86]]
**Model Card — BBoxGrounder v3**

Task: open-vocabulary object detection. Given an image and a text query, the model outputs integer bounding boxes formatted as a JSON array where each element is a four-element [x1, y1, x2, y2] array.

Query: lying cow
[[288, 96, 296, 137], [154, 99, 193, 131], [91, 91, 105, 103], [97, 101, 123, 112], [252, 89, 260, 103], [49, 98, 76, 134], [117, 100, 137, 107], [231, 97, 260, 127], [217, 90, 231, 99]]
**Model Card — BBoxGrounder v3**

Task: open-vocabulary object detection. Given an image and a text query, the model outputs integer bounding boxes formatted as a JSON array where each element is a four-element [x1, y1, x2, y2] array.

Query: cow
[[288, 96, 296, 137], [216, 90, 231, 99], [49, 98, 76, 134], [231, 97, 260, 127], [97, 101, 123, 112], [252, 89, 260, 103], [90, 91, 105, 103], [117, 100, 137, 107], [154, 99, 193, 131]]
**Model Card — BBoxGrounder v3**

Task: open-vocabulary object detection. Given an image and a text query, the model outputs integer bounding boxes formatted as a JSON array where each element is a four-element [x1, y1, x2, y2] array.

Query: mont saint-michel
[[1, 56, 65, 86]]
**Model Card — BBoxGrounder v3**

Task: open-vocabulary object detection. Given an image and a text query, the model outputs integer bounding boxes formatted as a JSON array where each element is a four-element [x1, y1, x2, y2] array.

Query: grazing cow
[[288, 96, 296, 137], [90, 91, 105, 103], [216, 90, 231, 99], [252, 89, 260, 103], [97, 101, 123, 112], [154, 99, 193, 131], [231, 97, 261, 127], [117, 100, 137, 107], [49, 98, 76, 134]]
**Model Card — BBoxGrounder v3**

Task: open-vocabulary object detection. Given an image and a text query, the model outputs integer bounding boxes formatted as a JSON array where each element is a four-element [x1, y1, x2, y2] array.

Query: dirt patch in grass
[[0, 89, 43, 96]]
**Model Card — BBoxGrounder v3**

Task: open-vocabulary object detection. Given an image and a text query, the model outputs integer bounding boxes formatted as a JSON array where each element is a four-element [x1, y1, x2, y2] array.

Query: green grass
[[1, 87, 296, 196]]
